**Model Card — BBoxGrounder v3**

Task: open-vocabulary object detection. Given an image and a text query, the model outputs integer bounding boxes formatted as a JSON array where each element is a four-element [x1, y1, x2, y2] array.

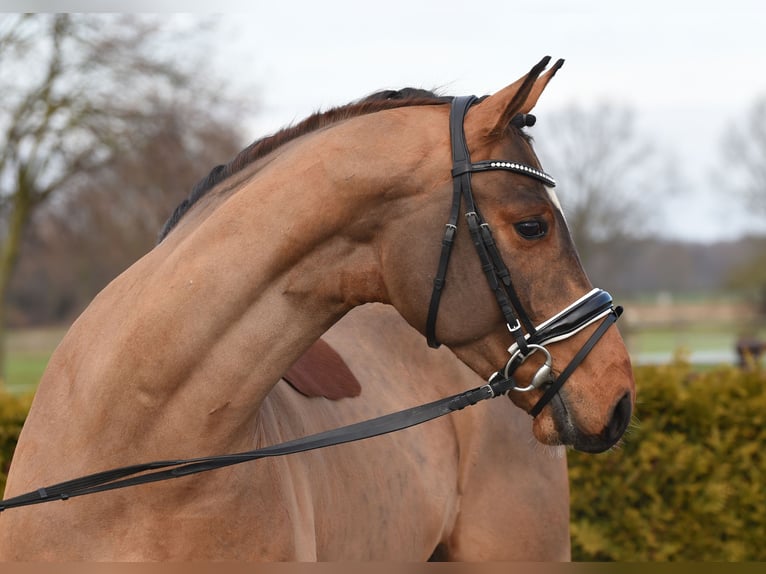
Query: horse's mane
[[158, 88, 452, 241]]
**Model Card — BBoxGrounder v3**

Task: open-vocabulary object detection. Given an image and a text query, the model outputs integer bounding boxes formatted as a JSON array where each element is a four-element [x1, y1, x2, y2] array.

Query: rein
[[0, 310, 612, 512], [0, 376, 514, 511], [0, 96, 622, 513]]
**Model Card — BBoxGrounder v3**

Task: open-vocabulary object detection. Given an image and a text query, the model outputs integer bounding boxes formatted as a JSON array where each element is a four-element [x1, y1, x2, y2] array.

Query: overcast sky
[[11, 0, 766, 241]]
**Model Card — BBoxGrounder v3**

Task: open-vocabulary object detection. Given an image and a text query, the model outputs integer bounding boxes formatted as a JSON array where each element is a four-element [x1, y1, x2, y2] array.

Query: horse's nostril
[[604, 392, 632, 443]]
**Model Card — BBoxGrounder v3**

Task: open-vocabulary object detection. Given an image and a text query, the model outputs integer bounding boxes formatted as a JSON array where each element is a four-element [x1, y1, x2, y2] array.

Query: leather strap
[[427, 96, 539, 351], [0, 307, 623, 512], [529, 306, 622, 417], [469, 160, 556, 188], [524, 289, 614, 350], [426, 96, 476, 348], [0, 375, 516, 512]]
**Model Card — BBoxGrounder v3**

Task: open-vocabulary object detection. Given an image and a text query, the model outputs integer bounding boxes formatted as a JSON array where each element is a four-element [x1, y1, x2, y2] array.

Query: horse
[[256, 302, 573, 561], [0, 57, 634, 560]]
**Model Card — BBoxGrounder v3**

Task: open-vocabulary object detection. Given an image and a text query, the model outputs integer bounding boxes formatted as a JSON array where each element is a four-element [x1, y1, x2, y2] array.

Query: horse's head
[[380, 57, 635, 453]]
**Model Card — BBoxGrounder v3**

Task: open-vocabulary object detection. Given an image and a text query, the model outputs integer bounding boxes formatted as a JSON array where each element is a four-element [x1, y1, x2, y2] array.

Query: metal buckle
[[480, 382, 496, 399], [507, 319, 522, 333]]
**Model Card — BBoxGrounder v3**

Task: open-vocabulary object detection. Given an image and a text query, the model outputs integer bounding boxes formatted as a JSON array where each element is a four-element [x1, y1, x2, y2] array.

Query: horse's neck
[[37, 122, 429, 459]]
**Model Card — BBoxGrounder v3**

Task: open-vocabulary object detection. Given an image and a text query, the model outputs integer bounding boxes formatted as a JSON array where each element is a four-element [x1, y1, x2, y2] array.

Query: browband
[[451, 158, 556, 188]]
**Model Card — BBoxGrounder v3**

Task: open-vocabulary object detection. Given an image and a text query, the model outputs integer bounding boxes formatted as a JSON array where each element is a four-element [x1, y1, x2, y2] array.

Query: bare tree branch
[[717, 97, 766, 308], [0, 14, 253, 386], [535, 103, 680, 263], [721, 97, 766, 214]]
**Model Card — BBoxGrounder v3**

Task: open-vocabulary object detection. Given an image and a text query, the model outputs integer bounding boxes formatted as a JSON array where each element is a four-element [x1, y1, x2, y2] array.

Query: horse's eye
[[515, 220, 548, 240]]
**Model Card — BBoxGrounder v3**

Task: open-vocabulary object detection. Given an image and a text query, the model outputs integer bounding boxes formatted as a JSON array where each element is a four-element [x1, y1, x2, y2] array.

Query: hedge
[[1, 361, 764, 561], [569, 359, 766, 561], [0, 391, 32, 496]]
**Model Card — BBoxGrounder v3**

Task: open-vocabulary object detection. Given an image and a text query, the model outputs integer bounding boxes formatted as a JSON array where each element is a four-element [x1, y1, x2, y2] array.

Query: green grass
[[6, 353, 51, 394], [5, 327, 67, 395], [626, 326, 742, 354], [3, 321, 765, 395], [623, 321, 766, 368]]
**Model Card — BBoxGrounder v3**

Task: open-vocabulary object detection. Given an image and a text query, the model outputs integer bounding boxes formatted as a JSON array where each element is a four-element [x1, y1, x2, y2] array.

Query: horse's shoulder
[[283, 338, 362, 400]]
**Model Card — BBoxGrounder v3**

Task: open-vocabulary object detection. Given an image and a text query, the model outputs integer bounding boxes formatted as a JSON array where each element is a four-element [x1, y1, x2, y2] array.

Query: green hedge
[[569, 360, 766, 561], [0, 391, 32, 496], [1, 362, 764, 561]]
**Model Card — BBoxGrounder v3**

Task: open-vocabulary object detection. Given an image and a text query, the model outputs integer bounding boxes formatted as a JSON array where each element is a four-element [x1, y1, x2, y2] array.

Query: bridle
[[0, 95, 624, 512], [427, 95, 622, 417]]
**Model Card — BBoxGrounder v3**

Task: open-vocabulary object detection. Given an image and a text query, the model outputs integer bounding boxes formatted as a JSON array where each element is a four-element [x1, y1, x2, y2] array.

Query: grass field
[[627, 326, 734, 353], [4, 327, 67, 395], [625, 320, 766, 366], [3, 318, 764, 395]]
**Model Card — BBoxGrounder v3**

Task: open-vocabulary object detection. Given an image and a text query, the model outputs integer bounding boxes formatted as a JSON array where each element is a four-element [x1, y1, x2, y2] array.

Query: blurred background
[[2, 6, 765, 393], [1, 5, 765, 561]]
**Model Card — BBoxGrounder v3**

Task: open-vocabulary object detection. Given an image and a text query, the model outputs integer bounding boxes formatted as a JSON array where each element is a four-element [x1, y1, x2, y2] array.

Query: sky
[[8, 0, 766, 241]]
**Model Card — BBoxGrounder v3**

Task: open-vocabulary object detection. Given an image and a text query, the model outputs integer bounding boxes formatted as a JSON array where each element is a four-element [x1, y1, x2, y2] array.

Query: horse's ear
[[473, 57, 564, 137]]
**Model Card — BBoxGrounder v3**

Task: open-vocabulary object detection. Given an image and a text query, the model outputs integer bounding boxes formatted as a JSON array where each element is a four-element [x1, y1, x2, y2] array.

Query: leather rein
[[0, 97, 622, 512]]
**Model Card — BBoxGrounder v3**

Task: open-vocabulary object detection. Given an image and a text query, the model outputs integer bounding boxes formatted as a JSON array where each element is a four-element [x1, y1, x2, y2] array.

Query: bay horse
[[0, 57, 634, 560]]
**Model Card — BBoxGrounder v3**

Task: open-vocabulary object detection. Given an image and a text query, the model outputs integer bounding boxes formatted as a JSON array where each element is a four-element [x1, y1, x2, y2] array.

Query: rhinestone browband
[[469, 160, 557, 188]]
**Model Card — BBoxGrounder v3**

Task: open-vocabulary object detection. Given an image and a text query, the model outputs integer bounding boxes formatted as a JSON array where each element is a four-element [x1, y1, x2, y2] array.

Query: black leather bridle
[[427, 96, 622, 417], [0, 96, 625, 512]]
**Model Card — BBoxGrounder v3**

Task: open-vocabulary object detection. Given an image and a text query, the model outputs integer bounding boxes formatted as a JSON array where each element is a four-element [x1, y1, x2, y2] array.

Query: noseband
[[427, 96, 622, 417]]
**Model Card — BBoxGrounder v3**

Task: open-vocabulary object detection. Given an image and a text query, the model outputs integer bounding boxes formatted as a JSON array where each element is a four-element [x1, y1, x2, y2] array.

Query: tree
[[0, 14, 250, 386], [721, 97, 766, 215], [533, 103, 679, 282], [7, 102, 246, 327], [719, 97, 766, 315]]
